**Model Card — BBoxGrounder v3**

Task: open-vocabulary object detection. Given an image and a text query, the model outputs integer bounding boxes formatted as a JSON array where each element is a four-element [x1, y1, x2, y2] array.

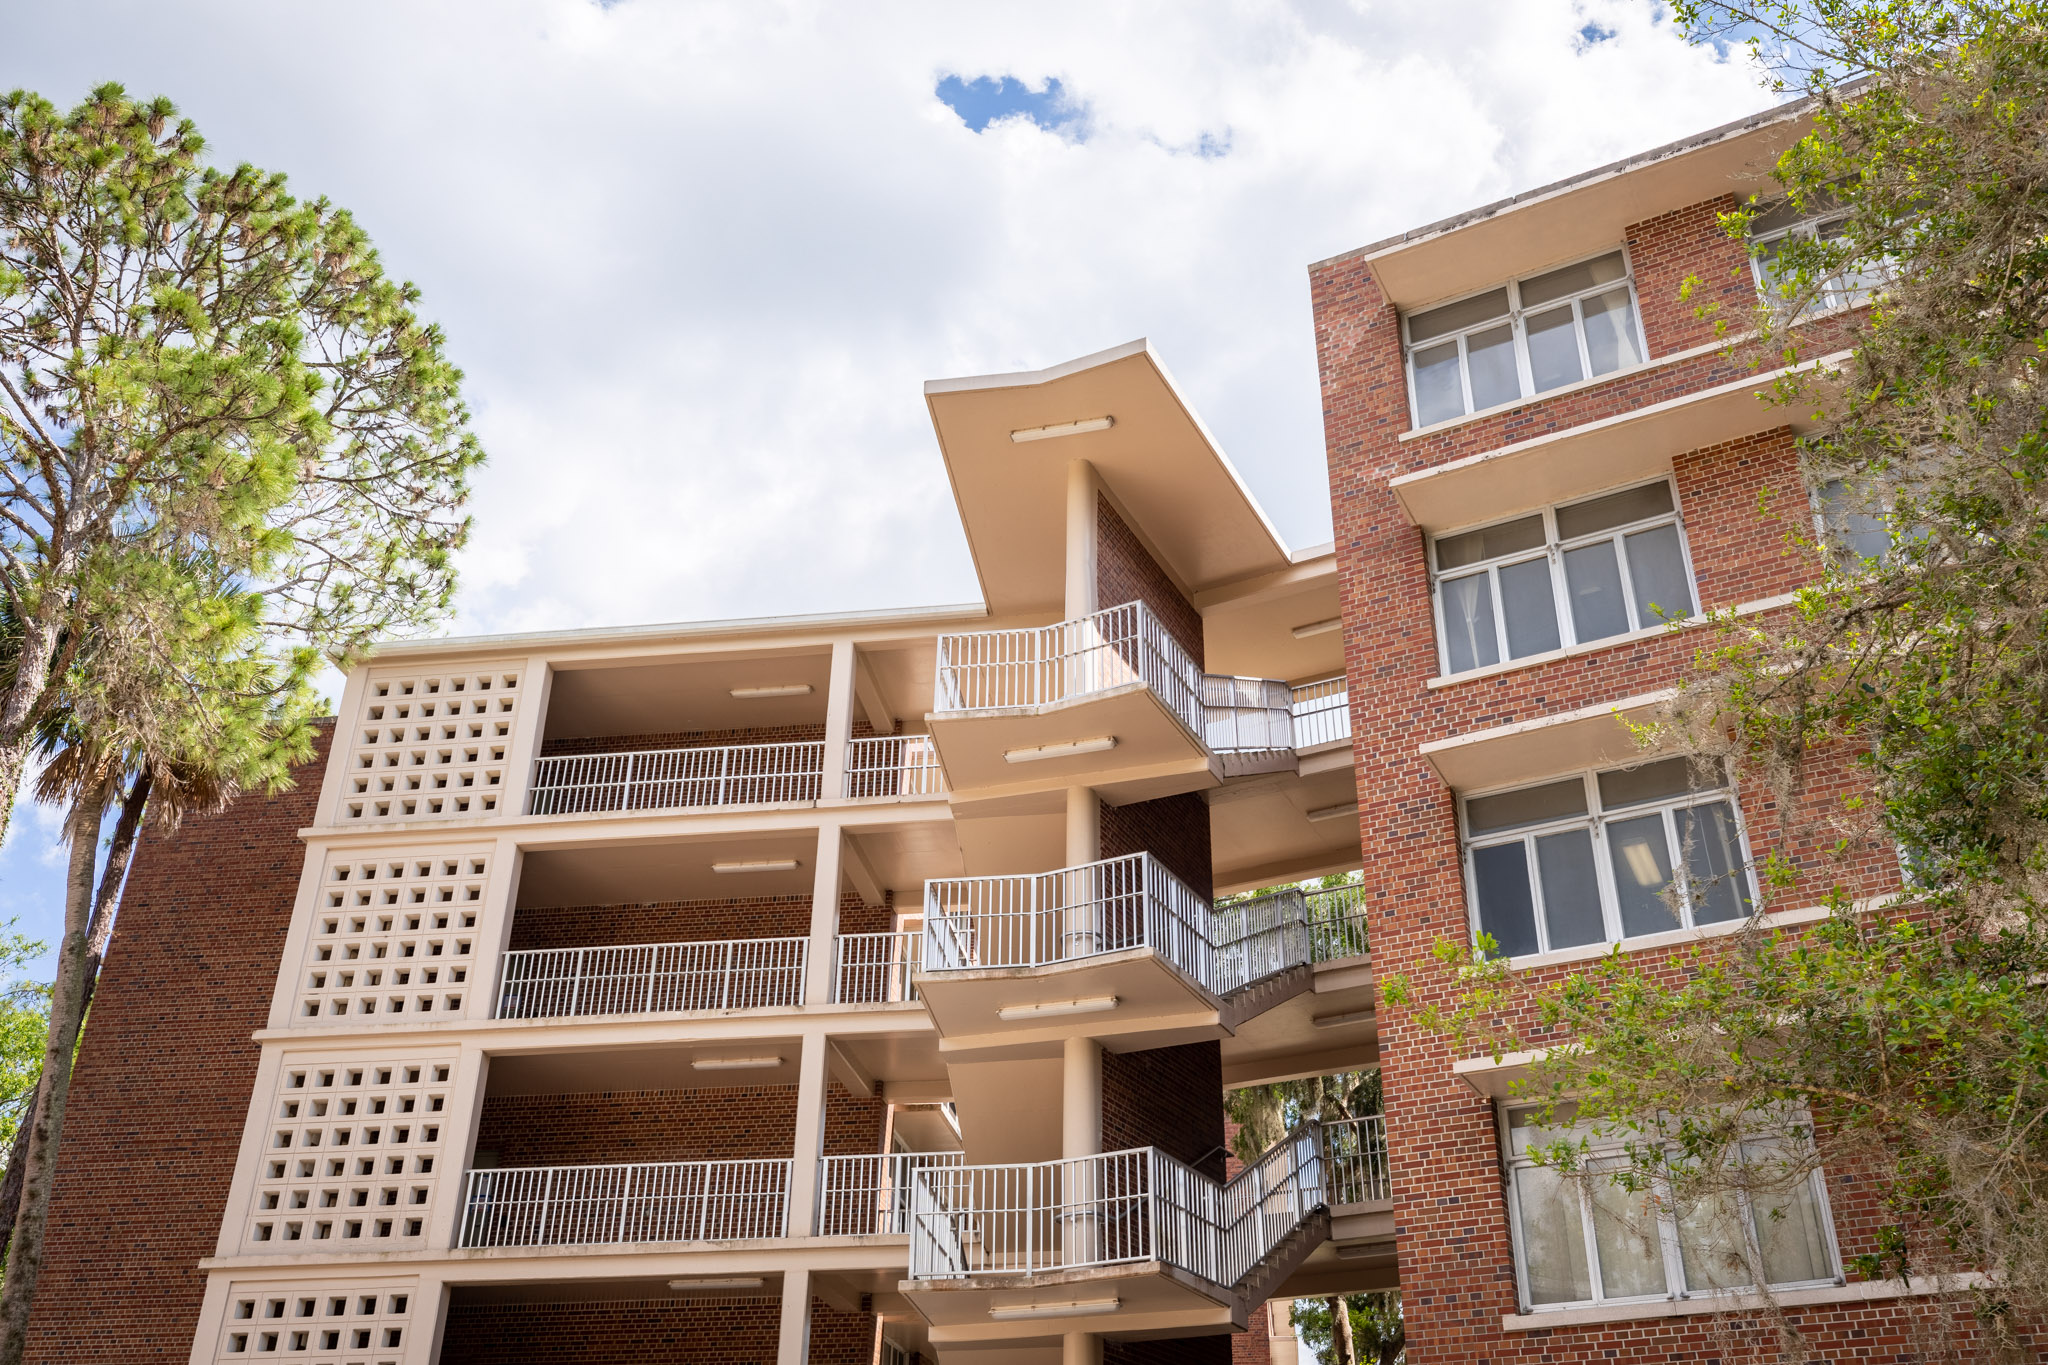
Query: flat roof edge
[[354, 600, 992, 662], [1307, 90, 1818, 274], [922, 338, 1153, 396]]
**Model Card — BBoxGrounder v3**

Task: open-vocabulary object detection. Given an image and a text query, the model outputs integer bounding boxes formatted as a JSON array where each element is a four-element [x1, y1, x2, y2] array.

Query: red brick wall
[[1627, 195, 1755, 357], [1098, 494, 1205, 669], [1102, 1042, 1226, 1182], [508, 893, 893, 949], [1312, 196, 1917, 1365], [438, 1295, 877, 1364], [1233, 1302, 1274, 1365], [472, 1082, 884, 1167], [1101, 792, 1214, 902], [25, 724, 335, 1364], [1107, 1335, 1231, 1364]]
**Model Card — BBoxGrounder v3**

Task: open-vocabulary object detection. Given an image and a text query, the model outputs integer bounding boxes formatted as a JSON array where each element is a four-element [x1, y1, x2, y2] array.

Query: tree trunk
[[1328, 1294, 1357, 1365], [0, 605, 67, 854], [0, 790, 103, 1362], [0, 773, 150, 1272]]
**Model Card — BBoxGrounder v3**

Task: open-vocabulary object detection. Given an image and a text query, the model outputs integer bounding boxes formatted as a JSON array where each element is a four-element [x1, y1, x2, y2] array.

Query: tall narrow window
[[1462, 757, 1755, 958], [1402, 250, 1647, 428], [1431, 479, 1696, 678]]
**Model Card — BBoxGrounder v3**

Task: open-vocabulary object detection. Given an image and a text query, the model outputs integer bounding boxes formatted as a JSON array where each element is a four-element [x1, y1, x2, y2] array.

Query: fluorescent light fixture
[[1313, 1009, 1374, 1030], [1291, 617, 1342, 638], [668, 1277, 765, 1291], [1003, 736, 1117, 764], [1009, 416, 1113, 444], [987, 1297, 1120, 1321], [711, 858, 800, 874], [691, 1056, 783, 1071], [729, 684, 813, 698], [996, 996, 1119, 1022], [1306, 801, 1358, 823]]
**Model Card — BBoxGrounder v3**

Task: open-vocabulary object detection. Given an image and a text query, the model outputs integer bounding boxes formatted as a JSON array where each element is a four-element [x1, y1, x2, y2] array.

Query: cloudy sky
[[0, 0, 1776, 968]]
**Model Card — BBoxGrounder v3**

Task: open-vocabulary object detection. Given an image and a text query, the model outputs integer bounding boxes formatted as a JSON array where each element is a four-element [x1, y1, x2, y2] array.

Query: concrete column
[[1064, 459, 1099, 621], [1063, 786, 1102, 959], [805, 827, 843, 1005], [425, 1041, 492, 1251], [497, 655, 555, 819], [784, 1031, 830, 1239], [775, 1266, 813, 1365], [401, 1276, 448, 1365], [1063, 1331, 1103, 1365], [1061, 1033, 1103, 1268], [1061, 1035, 1102, 1158], [821, 638, 856, 800]]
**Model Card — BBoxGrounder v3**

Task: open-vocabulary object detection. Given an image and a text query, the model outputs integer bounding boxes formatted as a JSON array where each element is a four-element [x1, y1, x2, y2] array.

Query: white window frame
[[1458, 760, 1758, 958], [1500, 1105, 1844, 1314], [1429, 476, 1699, 679], [1750, 212, 1886, 318], [1401, 246, 1651, 429]]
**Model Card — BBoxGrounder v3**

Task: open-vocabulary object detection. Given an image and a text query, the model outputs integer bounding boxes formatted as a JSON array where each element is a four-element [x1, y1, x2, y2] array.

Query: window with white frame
[[1750, 201, 1887, 316], [1505, 1104, 1840, 1312], [1461, 756, 1755, 959], [1433, 479, 1696, 677], [1404, 250, 1648, 428]]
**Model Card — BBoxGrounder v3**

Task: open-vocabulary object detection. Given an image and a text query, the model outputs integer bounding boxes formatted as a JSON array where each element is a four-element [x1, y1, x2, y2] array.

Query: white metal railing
[[935, 601, 1204, 734], [924, 855, 1318, 1001], [1323, 1115, 1390, 1205], [1290, 677, 1351, 749], [1305, 884, 1371, 962], [832, 930, 923, 1004], [495, 938, 807, 1018], [816, 1152, 966, 1236], [844, 735, 948, 799], [527, 741, 825, 816], [1204, 675, 1294, 755], [923, 852, 1215, 986], [456, 1159, 791, 1248], [907, 1123, 1330, 1288]]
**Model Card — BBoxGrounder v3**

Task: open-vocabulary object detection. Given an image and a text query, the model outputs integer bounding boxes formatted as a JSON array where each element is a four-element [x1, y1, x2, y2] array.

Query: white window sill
[[1501, 1272, 1988, 1332], [1426, 592, 1796, 689], [1502, 902, 1836, 973], [1399, 337, 1735, 443]]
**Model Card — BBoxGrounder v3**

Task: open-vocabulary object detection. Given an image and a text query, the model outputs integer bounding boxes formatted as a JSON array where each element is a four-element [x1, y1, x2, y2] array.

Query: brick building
[[26, 93, 1964, 1365]]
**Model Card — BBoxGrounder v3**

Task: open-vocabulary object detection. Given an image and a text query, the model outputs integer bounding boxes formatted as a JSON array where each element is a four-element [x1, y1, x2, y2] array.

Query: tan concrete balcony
[[915, 854, 1352, 1052], [527, 740, 825, 816], [901, 1117, 1386, 1344], [929, 601, 1296, 802], [491, 929, 924, 1019]]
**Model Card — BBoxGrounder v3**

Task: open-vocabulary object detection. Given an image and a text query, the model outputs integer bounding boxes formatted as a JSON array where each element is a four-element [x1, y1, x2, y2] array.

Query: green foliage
[[0, 926, 44, 1159], [1226, 1069, 1379, 1164], [1403, 6, 2048, 1357], [1292, 1292, 1404, 1365]]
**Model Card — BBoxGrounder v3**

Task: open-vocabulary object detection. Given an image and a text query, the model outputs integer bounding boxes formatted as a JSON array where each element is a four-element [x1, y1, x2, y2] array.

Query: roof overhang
[[925, 340, 1291, 617], [1329, 97, 1819, 312]]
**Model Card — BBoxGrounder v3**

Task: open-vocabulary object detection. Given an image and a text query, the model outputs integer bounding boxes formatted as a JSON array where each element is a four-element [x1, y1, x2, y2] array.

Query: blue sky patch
[[1576, 20, 1617, 49], [936, 75, 1084, 136]]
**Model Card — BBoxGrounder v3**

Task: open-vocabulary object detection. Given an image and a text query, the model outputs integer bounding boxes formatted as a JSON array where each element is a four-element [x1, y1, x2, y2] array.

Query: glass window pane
[[1536, 829, 1605, 950], [1471, 842, 1540, 958], [1563, 540, 1631, 642], [1589, 1168, 1669, 1299], [1597, 756, 1716, 810], [1435, 515, 1545, 570], [1818, 478, 1891, 562], [1525, 305, 1585, 393], [1465, 324, 1521, 411], [1439, 572, 1500, 675], [1466, 778, 1588, 835], [1408, 287, 1512, 343], [1520, 251, 1628, 307], [1497, 557, 1562, 658], [1744, 1144, 1834, 1285], [1513, 1166, 1594, 1306], [1677, 1187, 1754, 1292], [1606, 813, 1678, 937], [1581, 287, 1644, 375], [1624, 524, 1695, 625], [1411, 341, 1466, 427], [1556, 482, 1674, 539], [1678, 801, 1752, 925]]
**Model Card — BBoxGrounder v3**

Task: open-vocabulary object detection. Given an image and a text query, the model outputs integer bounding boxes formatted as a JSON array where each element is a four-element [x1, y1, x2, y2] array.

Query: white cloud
[[1, 0, 1773, 643]]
